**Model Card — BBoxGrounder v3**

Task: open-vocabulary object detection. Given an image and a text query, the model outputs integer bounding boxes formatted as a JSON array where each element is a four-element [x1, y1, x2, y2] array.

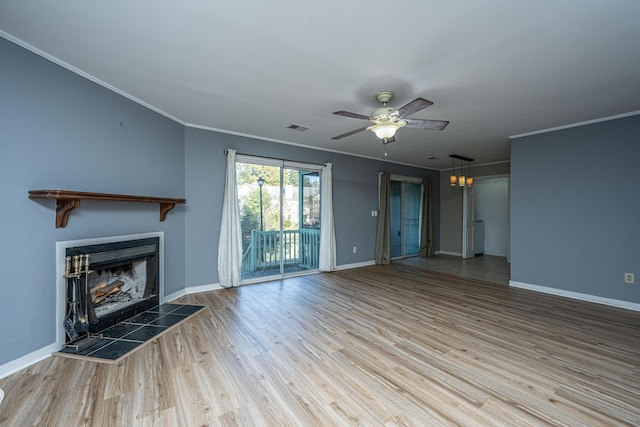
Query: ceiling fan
[[332, 91, 449, 147]]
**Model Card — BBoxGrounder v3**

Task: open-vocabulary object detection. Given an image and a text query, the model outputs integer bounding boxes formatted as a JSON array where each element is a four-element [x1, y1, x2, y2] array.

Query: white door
[[462, 184, 475, 259]]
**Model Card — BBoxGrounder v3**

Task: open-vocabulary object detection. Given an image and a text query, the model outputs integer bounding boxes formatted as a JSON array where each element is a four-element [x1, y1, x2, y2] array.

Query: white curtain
[[319, 162, 336, 272], [217, 149, 243, 288]]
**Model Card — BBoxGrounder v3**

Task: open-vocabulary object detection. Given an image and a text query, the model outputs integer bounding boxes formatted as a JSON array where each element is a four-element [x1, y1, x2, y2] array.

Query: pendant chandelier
[[449, 154, 474, 188]]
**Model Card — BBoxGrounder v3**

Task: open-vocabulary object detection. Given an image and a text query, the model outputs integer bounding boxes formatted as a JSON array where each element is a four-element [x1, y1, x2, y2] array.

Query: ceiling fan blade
[[397, 98, 433, 118], [403, 118, 449, 130], [332, 126, 369, 140], [333, 111, 370, 120]]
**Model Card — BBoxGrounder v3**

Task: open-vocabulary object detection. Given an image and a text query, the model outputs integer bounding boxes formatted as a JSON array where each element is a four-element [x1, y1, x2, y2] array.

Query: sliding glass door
[[236, 159, 321, 282], [293, 170, 320, 273], [390, 180, 423, 259]]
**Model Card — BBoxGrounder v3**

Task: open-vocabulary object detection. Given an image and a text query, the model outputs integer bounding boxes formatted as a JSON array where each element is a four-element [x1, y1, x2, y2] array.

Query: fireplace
[[56, 233, 164, 347]]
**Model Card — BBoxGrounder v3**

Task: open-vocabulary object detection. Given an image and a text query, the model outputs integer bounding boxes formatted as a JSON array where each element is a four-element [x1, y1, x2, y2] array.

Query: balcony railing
[[242, 228, 320, 273]]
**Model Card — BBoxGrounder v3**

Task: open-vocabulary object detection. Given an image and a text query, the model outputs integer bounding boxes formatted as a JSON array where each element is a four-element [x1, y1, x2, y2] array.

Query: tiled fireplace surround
[[55, 232, 165, 352]]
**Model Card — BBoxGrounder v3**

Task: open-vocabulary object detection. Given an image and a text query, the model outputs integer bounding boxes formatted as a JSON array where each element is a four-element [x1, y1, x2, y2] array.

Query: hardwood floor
[[398, 253, 510, 285], [1, 264, 639, 426]]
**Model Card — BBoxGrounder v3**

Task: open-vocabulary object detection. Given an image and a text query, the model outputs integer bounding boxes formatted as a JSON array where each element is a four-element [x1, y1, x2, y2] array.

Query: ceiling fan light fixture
[[369, 120, 406, 141], [372, 123, 398, 140]]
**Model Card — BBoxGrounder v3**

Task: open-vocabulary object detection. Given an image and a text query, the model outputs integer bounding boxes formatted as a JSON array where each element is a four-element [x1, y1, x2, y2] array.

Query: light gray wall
[[440, 162, 510, 254], [511, 114, 640, 303], [0, 38, 186, 366], [475, 177, 509, 256], [184, 127, 441, 287]]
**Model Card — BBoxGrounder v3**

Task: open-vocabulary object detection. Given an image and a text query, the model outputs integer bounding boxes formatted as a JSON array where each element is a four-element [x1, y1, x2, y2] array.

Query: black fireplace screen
[[64, 237, 160, 343]]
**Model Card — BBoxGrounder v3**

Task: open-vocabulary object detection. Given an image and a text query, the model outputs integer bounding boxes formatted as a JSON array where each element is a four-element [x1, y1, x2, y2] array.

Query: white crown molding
[[438, 159, 511, 172], [186, 123, 440, 172], [510, 111, 640, 139]]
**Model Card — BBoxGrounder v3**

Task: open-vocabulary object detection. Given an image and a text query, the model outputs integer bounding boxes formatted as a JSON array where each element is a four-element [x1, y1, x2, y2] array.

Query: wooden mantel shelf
[[29, 190, 186, 228]]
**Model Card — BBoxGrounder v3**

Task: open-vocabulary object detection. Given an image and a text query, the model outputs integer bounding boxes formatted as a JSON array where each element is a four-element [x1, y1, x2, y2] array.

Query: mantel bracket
[[56, 198, 82, 228], [159, 202, 177, 222]]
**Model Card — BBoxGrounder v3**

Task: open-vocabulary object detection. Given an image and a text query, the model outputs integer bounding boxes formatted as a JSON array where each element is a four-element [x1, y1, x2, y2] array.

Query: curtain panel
[[419, 178, 435, 258], [217, 149, 243, 288], [375, 172, 391, 265], [318, 162, 336, 271]]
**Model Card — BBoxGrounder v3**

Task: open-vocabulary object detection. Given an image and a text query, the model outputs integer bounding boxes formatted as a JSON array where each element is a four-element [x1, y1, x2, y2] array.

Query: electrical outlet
[[352, 246, 357, 253], [624, 273, 635, 284]]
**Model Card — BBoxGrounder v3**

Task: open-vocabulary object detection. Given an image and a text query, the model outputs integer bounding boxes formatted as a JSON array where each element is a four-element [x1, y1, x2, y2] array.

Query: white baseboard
[[438, 251, 462, 257], [0, 342, 59, 380], [183, 283, 223, 294], [164, 289, 187, 302], [174, 262, 377, 298], [165, 283, 223, 302], [483, 251, 508, 257], [173, 261, 377, 298], [509, 280, 640, 312], [336, 260, 376, 271]]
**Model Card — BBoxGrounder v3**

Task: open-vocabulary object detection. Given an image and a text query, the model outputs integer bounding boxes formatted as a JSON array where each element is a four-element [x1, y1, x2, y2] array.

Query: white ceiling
[[2, 1, 640, 170]]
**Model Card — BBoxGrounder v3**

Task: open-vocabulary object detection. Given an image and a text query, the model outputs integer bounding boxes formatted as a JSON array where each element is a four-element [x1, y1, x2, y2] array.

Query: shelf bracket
[[55, 198, 81, 228], [159, 202, 177, 222]]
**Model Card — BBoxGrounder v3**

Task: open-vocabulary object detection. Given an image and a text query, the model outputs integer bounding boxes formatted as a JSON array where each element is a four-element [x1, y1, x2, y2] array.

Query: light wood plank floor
[[1, 264, 639, 426], [398, 254, 510, 285]]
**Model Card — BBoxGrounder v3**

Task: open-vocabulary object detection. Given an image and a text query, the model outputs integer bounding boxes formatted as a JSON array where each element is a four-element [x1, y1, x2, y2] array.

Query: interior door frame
[[462, 184, 475, 259], [461, 174, 511, 262], [389, 174, 424, 260]]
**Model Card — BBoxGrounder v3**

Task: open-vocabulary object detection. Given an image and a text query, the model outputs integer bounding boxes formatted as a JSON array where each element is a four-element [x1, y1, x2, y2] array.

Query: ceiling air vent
[[287, 124, 309, 131]]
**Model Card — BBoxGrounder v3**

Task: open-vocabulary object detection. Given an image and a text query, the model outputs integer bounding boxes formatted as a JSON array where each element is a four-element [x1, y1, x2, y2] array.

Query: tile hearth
[[56, 303, 205, 363]]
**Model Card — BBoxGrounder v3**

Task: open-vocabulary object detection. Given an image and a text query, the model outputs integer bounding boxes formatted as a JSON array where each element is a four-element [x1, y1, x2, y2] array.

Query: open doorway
[[472, 176, 509, 260], [401, 172, 510, 284]]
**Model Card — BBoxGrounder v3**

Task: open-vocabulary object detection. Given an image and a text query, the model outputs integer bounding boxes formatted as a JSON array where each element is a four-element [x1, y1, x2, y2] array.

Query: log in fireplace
[[62, 235, 160, 344]]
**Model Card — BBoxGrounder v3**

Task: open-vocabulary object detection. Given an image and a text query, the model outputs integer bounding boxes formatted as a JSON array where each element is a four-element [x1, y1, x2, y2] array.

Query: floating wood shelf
[[29, 190, 186, 228]]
